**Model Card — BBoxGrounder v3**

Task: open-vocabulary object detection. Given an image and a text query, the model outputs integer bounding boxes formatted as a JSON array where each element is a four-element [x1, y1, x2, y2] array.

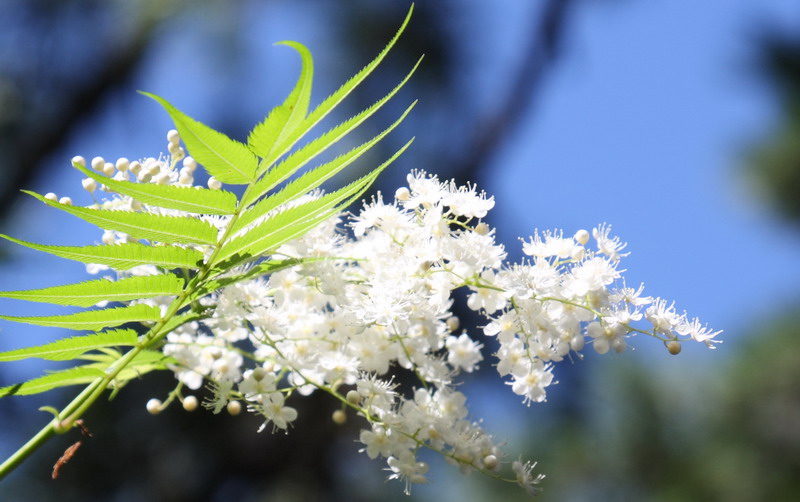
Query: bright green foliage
[[141, 92, 259, 184], [0, 5, 416, 479], [249, 41, 314, 164], [73, 163, 238, 215], [0, 274, 183, 307], [0, 236, 204, 270], [0, 304, 162, 330], [0, 367, 106, 397], [0, 330, 137, 362], [26, 191, 219, 245]]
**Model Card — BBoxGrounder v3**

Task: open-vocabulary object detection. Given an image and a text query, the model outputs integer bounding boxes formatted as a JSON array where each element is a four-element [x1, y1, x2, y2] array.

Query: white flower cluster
[[71, 132, 720, 495]]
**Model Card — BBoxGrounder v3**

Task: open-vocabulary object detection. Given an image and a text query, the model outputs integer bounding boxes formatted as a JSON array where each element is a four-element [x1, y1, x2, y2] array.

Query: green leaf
[[140, 92, 258, 184], [249, 41, 314, 164], [0, 329, 138, 362], [0, 274, 184, 307], [198, 258, 308, 298], [26, 191, 218, 245], [0, 236, 203, 270], [145, 310, 210, 345], [217, 139, 412, 265], [114, 350, 172, 383], [233, 101, 416, 234], [73, 162, 237, 215], [243, 59, 422, 207], [264, 6, 415, 166], [0, 304, 162, 331], [0, 366, 104, 398]]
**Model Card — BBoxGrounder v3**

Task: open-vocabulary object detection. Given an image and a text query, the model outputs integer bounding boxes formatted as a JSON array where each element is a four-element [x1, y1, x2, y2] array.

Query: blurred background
[[1, 0, 799, 500]]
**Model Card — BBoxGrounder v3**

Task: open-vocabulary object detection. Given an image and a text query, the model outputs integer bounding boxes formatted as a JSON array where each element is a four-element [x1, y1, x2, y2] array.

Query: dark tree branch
[[454, 0, 574, 183]]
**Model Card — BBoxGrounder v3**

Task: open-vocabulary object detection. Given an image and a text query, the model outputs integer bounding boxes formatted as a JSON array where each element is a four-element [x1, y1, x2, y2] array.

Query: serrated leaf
[[263, 6, 415, 167], [26, 191, 218, 245], [217, 139, 411, 265], [145, 311, 209, 345], [249, 41, 314, 163], [198, 258, 307, 298], [73, 162, 237, 215], [243, 59, 421, 208], [141, 92, 258, 184], [0, 236, 203, 270], [233, 101, 416, 234], [0, 275, 184, 307], [114, 350, 172, 383], [0, 366, 104, 398], [0, 329, 138, 362], [0, 304, 162, 331]]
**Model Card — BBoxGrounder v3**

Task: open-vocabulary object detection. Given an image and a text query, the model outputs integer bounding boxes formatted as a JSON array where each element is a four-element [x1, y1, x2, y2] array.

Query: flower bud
[[146, 398, 162, 415], [129, 161, 142, 175], [91, 156, 105, 171], [574, 229, 590, 245], [115, 157, 130, 172], [570, 246, 585, 261], [395, 187, 410, 201], [667, 340, 681, 355], [82, 178, 97, 193], [227, 400, 242, 416], [44, 192, 58, 202], [474, 222, 490, 235], [332, 409, 347, 425], [102, 162, 116, 176], [167, 129, 180, 145], [252, 367, 266, 381], [346, 390, 361, 405], [208, 177, 222, 190], [183, 156, 197, 171], [183, 395, 199, 412], [446, 316, 460, 332], [72, 155, 86, 167], [483, 454, 499, 471], [58, 197, 73, 206]]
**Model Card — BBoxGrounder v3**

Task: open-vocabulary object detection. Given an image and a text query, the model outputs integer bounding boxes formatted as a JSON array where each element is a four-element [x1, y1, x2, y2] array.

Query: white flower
[[445, 333, 483, 373], [386, 450, 429, 495]]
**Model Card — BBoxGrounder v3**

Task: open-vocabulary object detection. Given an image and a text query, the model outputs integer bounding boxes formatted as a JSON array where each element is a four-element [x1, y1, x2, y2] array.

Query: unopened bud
[[570, 246, 585, 261], [446, 316, 460, 332], [82, 178, 97, 193], [115, 157, 130, 172], [183, 156, 197, 171], [346, 390, 361, 405], [91, 156, 105, 171], [183, 395, 199, 412], [227, 400, 242, 416], [395, 187, 410, 201], [483, 454, 499, 471], [44, 192, 58, 202], [72, 155, 86, 167], [102, 162, 116, 176], [332, 409, 347, 425], [574, 229, 590, 245], [667, 340, 681, 355], [208, 177, 222, 190], [58, 197, 73, 206], [474, 222, 490, 235], [146, 398, 162, 415], [167, 129, 180, 145]]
